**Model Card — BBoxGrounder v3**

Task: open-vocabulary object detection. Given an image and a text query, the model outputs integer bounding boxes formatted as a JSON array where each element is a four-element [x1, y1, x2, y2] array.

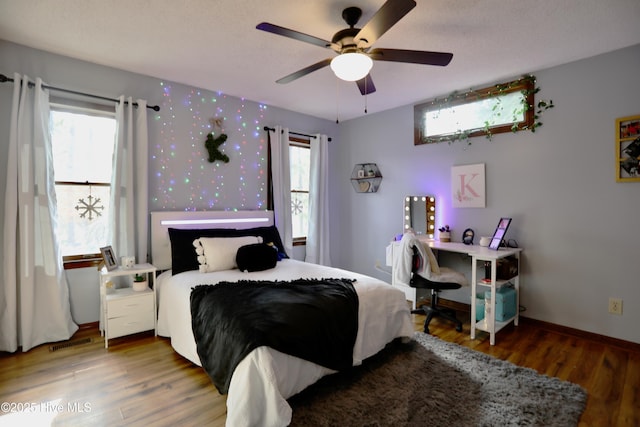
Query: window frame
[[50, 101, 116, 270], [289, 136, 310, 246], [414, 77, 535, 145]]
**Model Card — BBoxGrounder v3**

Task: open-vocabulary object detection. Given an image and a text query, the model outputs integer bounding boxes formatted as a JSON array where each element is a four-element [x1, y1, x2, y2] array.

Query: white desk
[[387, 238, 522, 345]]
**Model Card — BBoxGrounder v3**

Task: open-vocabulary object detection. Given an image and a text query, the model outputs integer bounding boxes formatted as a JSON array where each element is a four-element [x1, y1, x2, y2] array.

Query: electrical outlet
[[608, 298, 623, 315]]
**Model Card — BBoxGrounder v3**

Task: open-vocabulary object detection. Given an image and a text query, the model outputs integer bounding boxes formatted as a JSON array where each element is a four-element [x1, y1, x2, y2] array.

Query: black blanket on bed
[[190, 278, 359, 394]]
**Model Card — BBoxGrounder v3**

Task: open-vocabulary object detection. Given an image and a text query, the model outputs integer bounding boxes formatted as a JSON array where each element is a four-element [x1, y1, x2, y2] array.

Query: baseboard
[[518, 317, 640, 353], [419, 297, 640, 353], [78, 321, 99, 330]]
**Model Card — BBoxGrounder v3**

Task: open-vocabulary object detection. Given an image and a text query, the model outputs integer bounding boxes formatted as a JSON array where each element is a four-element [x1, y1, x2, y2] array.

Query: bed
[[152, 210, 414, 427]]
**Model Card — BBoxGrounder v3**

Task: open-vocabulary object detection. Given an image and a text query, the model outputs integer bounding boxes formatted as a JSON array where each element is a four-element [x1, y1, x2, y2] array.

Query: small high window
[[414, 77, 535, 145]]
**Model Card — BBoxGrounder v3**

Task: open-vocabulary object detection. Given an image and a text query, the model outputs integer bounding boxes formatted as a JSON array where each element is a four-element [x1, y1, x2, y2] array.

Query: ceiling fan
[[256, 0, 453, 95]]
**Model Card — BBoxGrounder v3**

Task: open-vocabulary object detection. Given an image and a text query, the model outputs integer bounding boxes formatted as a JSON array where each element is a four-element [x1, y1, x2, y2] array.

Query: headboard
[[150, 210, 275, 271]]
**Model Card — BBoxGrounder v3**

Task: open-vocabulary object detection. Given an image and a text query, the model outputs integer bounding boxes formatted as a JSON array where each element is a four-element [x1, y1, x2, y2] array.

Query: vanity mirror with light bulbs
[[403, 195, 436, 238]]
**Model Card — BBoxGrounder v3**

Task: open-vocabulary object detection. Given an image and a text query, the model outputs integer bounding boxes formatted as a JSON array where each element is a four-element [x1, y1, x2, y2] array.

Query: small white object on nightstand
[[121, 256, 135, 269]]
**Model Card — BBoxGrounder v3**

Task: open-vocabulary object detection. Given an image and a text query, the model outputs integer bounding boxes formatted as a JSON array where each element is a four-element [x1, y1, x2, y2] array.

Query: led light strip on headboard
[[160, 218, 270, 226]]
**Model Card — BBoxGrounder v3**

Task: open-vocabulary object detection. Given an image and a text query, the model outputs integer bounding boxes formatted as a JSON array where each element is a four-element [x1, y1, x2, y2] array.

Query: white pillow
[[193, 236, 262, 272]]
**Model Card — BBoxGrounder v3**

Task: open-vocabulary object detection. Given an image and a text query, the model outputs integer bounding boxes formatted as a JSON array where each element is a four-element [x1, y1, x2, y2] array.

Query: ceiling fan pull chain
[[364, 77, 368, 114], [335, 77, 340, 124]]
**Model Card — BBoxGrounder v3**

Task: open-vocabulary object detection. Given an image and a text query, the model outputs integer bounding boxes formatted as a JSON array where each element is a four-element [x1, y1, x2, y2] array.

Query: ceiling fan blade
[[256, 22, 331, 49], [369, 48, 453, 66], [276, 58, 333, 84], [356, 74, 376, 95], [355, 0, 416, 46]]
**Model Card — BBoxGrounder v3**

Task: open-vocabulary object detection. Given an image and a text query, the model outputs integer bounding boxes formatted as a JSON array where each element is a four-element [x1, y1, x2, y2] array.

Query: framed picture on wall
[[616, 115, 640, 182], [451, 163, 486, 208]]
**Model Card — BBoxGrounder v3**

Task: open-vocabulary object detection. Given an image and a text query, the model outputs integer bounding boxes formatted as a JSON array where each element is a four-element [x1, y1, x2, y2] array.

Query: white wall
[[330, 44, 640, 344]]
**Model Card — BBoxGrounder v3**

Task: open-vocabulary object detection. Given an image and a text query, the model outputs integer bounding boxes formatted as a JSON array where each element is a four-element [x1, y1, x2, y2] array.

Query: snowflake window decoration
[[291, 197, 304, 215], [75, 184, 104, 220]]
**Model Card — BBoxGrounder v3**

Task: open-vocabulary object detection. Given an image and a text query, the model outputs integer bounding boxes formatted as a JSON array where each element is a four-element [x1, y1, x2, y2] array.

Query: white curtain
[[268, 126, 293, 256], [110, 96, 149, 264], [1, 74, 78, 352], [305, 134, 331, 266]]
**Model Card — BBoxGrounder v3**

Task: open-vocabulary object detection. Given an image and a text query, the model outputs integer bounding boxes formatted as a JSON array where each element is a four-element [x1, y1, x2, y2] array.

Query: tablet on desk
[[489, 217, 512, 250]]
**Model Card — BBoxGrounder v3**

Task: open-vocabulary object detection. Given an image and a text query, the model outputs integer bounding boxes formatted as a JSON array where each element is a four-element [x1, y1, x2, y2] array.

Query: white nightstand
[[99, 263, 157, 348]]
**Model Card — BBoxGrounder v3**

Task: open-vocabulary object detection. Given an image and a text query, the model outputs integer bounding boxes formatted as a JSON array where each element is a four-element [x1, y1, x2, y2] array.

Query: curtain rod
[[263, 126, 331, 142], [0, 73, 161, 112]]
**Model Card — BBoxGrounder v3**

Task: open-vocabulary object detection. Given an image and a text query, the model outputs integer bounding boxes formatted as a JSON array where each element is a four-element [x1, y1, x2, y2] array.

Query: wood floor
[[1, 310, 638, 426]]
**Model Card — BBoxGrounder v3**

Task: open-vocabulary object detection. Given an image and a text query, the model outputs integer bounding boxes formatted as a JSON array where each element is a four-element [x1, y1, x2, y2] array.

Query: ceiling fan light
[[330, 53, 373, 82]]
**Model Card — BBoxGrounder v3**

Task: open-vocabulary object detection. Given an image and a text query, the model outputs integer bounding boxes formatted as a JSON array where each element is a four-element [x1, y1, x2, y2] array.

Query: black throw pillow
[[236, 243, 278, 272]]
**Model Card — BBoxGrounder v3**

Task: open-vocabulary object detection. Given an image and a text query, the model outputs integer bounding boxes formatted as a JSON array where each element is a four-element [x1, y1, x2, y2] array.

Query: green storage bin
[[475, 295, 485, 321], [485, 286, 517, 321]]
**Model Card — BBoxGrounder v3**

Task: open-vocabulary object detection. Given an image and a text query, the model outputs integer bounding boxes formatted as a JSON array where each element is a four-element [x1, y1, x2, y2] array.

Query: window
[[414, 77, 535, 145], [50, 104, 116, 268], [289, 137, 310, 244]]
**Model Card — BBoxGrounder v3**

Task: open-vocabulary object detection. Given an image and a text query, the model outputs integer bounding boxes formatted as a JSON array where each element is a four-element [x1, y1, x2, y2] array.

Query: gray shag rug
[[289, 332, 587, 426]]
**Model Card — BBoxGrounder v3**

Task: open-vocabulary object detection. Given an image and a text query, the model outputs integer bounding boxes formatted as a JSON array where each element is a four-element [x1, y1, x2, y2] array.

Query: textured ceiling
[[1, 0, 639, 121]]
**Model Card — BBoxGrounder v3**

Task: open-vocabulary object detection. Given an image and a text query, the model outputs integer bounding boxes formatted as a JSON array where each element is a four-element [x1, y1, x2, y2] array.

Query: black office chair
[[409, 247, 464, 334], [410, 273, 463, 334]]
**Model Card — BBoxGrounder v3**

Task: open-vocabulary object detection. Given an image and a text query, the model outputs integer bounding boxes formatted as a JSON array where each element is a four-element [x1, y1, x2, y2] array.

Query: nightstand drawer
[[107, 312, 155, 339], [108, 292, 153, 317]]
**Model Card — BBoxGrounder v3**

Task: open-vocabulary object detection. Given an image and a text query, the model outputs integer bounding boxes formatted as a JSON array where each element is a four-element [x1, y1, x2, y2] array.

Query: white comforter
[[156, 259, 413, 427]]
